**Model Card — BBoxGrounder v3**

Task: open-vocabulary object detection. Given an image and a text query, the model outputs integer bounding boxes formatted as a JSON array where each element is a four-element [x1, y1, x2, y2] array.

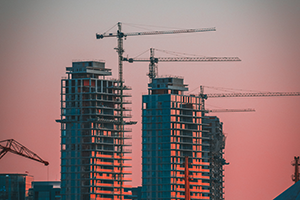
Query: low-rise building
[[28, 181, 61, 200], [0, 173, 33, 200]]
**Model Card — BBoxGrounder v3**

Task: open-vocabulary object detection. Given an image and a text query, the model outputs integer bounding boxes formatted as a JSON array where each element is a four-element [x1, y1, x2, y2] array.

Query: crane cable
[[102, 23, 118, 35], [123, 22, 183, 31], [203, 85, 268, 93], [155, 48, 206, 57]]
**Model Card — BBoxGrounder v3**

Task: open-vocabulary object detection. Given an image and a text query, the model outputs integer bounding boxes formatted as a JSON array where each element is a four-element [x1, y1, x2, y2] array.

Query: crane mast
[[0, 139, 49, 166], [292, 156, 300, 183], [116, 22, 125, 199]]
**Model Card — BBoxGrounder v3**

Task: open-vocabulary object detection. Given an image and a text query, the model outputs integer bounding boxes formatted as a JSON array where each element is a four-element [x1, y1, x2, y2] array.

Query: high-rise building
[[203, 116, 226, 200], [0, 173, 33, 200], [141, 77, 226, 200], [57, 61, 132, 200]]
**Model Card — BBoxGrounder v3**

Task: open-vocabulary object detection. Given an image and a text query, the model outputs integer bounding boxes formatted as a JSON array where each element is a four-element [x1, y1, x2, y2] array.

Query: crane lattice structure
[[123, 48, 241, 80], [207, 108, 255, 113], [0, 139, 49, 166], [199, 85, 300, 113], [96, 22, 217, 199]]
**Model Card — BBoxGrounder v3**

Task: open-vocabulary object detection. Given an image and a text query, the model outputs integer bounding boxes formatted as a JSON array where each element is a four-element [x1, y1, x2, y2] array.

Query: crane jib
[[207, 92, 300, 98], [96, 27, 216, 39], [124, 57, 241, 62], [125, 28, 216, 37]]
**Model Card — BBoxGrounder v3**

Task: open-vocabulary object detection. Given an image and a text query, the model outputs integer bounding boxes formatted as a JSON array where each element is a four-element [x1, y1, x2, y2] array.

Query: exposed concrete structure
[[203, 116, 226, 200], [141, 77, 226, 200], [57, 61, 132, 200]]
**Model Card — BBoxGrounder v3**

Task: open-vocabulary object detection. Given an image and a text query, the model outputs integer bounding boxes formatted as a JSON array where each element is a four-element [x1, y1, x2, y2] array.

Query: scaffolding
[[203, 116, 227, 200], [57, 61, 132, 200]]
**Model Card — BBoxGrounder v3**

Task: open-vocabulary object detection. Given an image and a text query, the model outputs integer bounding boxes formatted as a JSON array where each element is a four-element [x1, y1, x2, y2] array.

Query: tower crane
[[0, 139, 49, 166], [199, 85, 300, 114], [292, 156, 300, 183], [96, 23, 216, 84], [123, 48, 241, 80], [96, 22, 216, 197]]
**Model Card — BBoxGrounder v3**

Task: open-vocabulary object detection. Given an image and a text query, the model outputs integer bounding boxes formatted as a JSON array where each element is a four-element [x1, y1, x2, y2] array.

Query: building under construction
[[57, 61, 132, 200], [141, 77, 226, 200], [203, 116, 226, 200]]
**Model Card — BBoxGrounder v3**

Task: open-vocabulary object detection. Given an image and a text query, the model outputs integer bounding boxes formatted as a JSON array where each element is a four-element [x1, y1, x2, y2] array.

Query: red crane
[[0, 139, 49, 166]]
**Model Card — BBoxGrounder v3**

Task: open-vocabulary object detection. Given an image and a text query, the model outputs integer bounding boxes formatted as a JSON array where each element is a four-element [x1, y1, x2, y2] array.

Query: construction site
[[1, 2, 300, 200], [55, 22, 299, 200]]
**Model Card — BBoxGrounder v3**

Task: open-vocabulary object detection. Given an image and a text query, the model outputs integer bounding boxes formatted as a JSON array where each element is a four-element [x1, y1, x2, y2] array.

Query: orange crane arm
[[0, 139, 49, 166]]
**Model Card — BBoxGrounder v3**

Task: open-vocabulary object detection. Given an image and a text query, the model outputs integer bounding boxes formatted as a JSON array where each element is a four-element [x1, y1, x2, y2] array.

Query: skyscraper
[[203, 116, 226, 200], [141, 77, 225, 200], [57, 61, 132, 200]]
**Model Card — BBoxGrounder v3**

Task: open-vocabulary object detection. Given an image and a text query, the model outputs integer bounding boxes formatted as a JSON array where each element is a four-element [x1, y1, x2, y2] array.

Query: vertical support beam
[[200, 86, 206, 117], [292, 156, 300, 183], [148, 48, 156, 80], [184, 156, 190, 200]]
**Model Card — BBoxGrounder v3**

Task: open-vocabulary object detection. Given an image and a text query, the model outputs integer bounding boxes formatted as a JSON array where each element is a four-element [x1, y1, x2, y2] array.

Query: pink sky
[[1, 1, 300, 199]]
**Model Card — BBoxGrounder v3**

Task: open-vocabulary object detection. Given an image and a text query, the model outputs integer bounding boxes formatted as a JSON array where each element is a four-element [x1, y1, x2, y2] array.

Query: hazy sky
[[1, 1, 300, 199]]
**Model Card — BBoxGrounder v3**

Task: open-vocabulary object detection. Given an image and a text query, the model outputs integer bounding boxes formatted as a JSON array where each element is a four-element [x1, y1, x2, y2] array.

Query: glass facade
[[0, 173, 33, 200], [141, 77, 225, 200], [57, 61, 132, 200]]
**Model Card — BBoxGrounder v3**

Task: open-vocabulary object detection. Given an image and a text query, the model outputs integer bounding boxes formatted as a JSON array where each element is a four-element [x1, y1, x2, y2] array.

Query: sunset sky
[[1, 1, 300, 199]]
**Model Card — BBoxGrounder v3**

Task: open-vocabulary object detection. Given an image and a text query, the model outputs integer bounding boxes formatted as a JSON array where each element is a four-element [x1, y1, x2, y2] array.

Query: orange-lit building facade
[[58, 61, 132, 200], [141, 77, 225, 200]]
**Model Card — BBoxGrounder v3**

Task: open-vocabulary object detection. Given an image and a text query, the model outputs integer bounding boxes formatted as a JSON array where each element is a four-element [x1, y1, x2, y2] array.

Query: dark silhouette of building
[[0, 173, 33, 200], [132, 186, 142, 200], [28, 181, 61, 200]]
